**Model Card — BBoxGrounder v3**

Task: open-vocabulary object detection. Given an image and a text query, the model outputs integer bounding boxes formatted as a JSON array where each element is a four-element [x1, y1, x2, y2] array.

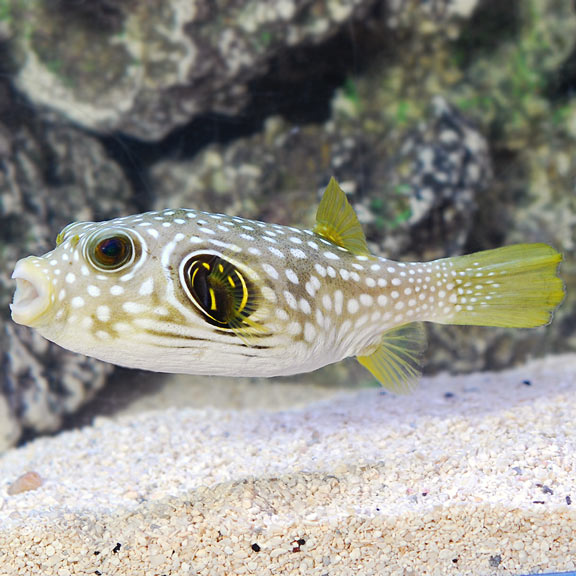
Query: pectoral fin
[[357, 322, 427, 393]]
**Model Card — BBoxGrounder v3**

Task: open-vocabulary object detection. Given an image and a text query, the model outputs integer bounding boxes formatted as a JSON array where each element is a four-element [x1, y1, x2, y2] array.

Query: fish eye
[[86, 230, 135, 272], [180, 253, 257, 329]]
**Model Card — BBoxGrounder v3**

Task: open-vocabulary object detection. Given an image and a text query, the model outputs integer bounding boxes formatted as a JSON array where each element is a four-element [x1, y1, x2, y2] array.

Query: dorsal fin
[[313, 177, 370, 256]]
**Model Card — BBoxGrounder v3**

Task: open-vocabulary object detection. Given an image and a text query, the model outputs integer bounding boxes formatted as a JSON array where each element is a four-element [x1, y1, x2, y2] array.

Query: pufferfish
[[10, 178, 565, 392]]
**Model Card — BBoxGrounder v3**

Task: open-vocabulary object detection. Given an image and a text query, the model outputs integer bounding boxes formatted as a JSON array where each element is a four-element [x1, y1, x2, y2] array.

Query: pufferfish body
[[11, 178, 565, 391]]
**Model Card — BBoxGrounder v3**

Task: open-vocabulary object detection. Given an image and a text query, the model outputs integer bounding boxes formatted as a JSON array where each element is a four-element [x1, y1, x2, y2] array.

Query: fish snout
[[11, 257, 53, 327]]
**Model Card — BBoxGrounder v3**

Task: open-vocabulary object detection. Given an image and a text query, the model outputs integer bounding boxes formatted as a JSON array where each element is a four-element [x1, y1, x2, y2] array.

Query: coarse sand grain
[[1, 354, 575, 576]]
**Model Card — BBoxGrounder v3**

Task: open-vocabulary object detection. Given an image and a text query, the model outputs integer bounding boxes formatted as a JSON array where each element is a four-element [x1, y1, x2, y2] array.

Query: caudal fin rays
[[434, 244, 565, 328]]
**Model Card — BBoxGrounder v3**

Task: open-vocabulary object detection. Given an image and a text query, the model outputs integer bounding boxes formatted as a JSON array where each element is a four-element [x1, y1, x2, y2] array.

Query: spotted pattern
[[11, 206, 506, 379]]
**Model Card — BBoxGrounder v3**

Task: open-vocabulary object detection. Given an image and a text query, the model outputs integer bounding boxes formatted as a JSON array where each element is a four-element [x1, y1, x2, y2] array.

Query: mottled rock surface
[[9, 0, 376, 140], [0, 83, 136, 450]]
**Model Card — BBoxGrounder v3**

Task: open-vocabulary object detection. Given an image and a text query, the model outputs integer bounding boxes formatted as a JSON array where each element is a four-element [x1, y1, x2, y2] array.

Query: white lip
[[10, 258, 52, 327]]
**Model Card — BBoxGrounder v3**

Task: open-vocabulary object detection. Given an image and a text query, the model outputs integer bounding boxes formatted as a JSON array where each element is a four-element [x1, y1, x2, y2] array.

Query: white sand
[[1, 354, 575, 576]]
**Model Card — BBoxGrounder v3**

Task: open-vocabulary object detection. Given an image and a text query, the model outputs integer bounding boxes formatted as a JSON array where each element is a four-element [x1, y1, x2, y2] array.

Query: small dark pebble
[[112, 542, 122, 553], [251, 543, 261, 552], [95, 572, 102, 576], [291, 538, 307, 552], [452, 558, 458, 564], [93, 551, 100, 556], [522, 379, 532, 386], [567, 495, 572, 505], [533, 500, 546, 504], [489, 555, 502, 567], [444, 392, 455, 399], [535, 482, 553, 494]]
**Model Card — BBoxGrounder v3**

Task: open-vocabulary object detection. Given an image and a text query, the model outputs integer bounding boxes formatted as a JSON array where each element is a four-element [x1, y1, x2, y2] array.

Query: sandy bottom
[[1, 355, 575, 576]]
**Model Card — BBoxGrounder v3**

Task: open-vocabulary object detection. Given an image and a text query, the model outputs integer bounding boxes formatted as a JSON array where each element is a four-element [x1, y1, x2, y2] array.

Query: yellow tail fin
[[434, 243, 564, 328]]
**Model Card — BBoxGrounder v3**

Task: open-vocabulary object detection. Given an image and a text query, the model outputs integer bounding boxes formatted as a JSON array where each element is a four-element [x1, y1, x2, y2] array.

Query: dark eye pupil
[[99, 238, 125, 260], [91, 234, 133, 270]]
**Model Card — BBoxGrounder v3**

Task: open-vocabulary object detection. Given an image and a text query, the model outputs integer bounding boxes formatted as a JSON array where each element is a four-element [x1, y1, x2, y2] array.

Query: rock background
[[0, 0, 575, 449]]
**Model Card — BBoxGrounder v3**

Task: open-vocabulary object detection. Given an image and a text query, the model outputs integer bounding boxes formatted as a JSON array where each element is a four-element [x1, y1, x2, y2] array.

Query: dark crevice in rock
[[96, 4, 391, 207], [546, 43, 576, 103], [462, 148, 527, 254], [451, 0, 523, 69], [47, 0, 130, 32]]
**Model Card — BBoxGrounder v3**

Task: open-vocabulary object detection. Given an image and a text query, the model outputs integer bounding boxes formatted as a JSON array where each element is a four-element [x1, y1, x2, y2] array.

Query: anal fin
[[357, 322, 427, 393]]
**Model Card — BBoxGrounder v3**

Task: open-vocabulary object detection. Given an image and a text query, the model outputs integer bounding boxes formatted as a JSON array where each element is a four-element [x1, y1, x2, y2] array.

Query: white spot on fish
[[139, 277, 154, 296], [71, 296, 85, 309], [283, 291, 298, 310], [359, 294, 373, 307], [267, 246, 285, 259], [96, 306, 111, 322], [87, 285, 101, 297], [334, 290, 344, 315], [304, 322, 316, 342], [123, 302, 147, 314], [290, 248, 306, 259], [262, 263, 279, 280], [285, 269, 299, 284], [275, 309, 289, 321], [347, 299, 359, 314], [287, 322, 302, 335]]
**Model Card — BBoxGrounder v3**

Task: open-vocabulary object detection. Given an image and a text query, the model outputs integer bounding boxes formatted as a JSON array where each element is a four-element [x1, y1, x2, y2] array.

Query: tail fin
[[434, 244, 564, 328]]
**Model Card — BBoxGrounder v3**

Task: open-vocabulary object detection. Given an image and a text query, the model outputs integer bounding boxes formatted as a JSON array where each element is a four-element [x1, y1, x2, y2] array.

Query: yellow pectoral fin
[[357, 322, 427, 394], [314, 177, 371, 256]]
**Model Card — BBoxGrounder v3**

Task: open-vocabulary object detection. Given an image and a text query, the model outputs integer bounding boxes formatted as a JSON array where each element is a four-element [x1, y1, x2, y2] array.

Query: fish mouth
[[10, 258, 52, 327]]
